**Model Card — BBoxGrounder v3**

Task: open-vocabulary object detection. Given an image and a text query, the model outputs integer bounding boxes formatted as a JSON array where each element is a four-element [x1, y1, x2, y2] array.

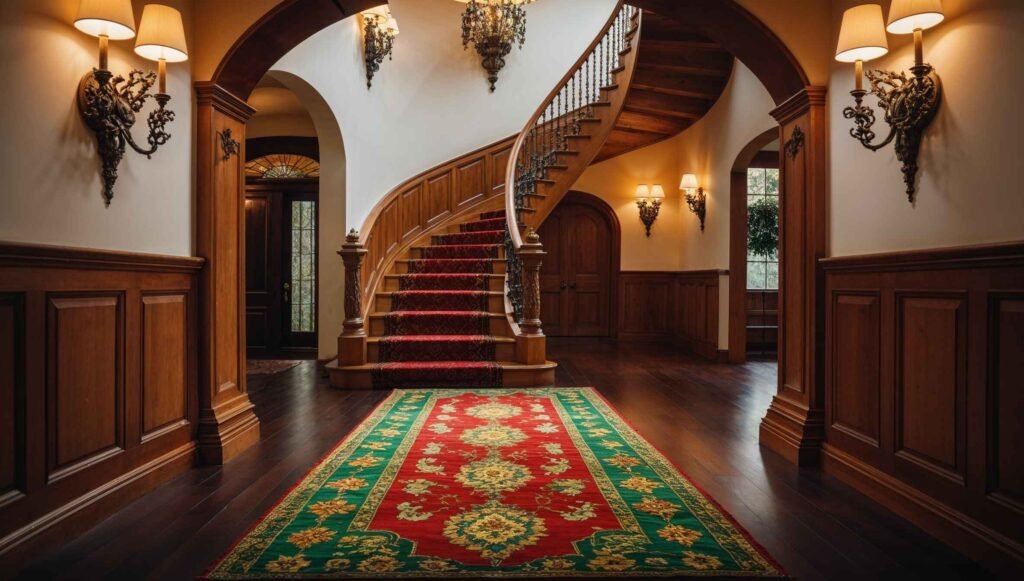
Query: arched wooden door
[[538, 196, 617, 337]]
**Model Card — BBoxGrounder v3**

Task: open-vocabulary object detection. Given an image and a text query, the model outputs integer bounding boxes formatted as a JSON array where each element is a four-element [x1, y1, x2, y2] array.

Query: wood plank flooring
[[14, 339, 995, 580]]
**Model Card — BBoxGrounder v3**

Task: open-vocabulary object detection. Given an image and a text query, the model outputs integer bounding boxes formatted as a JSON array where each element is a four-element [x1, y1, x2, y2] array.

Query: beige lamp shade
[[635, 184, 650, 198], [454, 1, 535, 4], [836, 4, 889, 62], [679, 173, 699, 191], [650, 185, 666, 199], [386, 16, 400, 35], [74, 0, 136, 40], [887, 0, 944, 34], [364, 5, 389, 17], [134, 4, 188, 62]]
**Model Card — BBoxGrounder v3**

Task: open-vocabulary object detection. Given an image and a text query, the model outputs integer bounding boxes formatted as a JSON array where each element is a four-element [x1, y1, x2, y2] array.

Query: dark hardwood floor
[[15, 339, 994, 580]]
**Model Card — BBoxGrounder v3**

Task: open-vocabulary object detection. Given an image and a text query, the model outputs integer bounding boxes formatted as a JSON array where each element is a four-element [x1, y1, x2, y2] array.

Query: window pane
[[289, 200, 317, 333], [765, 168, 780, 196]]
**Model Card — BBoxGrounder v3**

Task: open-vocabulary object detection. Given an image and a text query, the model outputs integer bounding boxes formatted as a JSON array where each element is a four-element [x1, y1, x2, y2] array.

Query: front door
[[538, 201, 613, 337], [245, 180, 318, 355]]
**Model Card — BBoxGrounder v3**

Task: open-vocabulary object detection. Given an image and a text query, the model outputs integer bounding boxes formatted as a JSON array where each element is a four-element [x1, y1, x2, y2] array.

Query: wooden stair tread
[[366, 335, 516, 344], [326, 360, 556, 372]]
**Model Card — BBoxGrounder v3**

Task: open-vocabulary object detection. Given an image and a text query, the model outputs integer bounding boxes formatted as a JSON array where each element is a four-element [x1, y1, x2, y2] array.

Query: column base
[[337, 333, 368, 367], [197, 393, 261, 465], [759, 394, 824, 466]]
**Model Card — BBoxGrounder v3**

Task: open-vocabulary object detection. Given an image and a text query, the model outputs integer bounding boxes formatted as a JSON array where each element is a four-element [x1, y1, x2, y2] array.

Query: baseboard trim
[[822, 443, 1024, 577], [0, 442, 195, 566]]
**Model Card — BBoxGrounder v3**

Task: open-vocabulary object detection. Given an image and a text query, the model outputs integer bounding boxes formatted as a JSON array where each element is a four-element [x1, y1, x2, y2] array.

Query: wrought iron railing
[[505, 2, 636, 325]]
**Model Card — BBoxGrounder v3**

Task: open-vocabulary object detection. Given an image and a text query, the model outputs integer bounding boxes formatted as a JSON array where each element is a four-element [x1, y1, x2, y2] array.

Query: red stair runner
[[373, 210, 506, 388]]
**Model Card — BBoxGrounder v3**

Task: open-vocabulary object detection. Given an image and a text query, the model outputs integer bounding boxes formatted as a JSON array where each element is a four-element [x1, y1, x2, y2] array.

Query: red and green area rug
[[205, 388, 784, 579]]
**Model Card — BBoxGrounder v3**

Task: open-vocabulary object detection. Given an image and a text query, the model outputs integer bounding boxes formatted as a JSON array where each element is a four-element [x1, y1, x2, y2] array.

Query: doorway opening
[[243, 76, 324, 361], [537, 191, 621, 338], [729, 129, 781, 364]]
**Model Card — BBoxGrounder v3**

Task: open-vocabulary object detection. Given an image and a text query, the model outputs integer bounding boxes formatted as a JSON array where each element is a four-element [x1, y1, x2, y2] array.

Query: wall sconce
[[75, 1, 187, 206], [680, 173, 706, 231], [635, 184, 664, 237], [362, 6, 399, 89], [837, 1, 943, 202]]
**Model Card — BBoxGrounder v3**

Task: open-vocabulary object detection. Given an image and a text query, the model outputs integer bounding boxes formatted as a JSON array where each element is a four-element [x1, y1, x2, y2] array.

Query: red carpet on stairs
[[373, 210, 507, 388]]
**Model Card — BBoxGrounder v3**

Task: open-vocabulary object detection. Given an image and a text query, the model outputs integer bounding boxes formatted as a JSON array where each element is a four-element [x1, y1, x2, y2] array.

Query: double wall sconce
[[362, 6, 399, 89], [635, 184, 664, 237], [75, 0, 187, 206], [836, 0, 944, 202], [680, 173, 706, 231], [456, 0, 535, 92]]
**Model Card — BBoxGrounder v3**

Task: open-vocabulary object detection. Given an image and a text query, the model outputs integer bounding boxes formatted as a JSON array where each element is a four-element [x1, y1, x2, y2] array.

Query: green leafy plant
[[747, 197, 779, 258]]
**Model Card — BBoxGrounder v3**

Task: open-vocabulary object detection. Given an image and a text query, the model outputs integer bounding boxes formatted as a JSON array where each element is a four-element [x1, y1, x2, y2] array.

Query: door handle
[[568, 281, 577, 290], [560, 281, 568, 290], [283, 282, 291, 304]]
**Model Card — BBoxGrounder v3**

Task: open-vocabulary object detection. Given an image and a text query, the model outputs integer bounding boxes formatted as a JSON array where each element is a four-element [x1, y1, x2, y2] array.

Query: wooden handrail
[[504, 1, 634, 249]]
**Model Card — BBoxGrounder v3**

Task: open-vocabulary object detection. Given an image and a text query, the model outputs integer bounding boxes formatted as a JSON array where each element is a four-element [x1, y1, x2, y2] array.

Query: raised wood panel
[[0, 294, 23, 505], [0, 242, 201, 563], [489, 146, 512, 192], [831, 292, 881, 448], [245, 308, 269, 350], [821, 242, 1024, 571], [399, 183, 422, 241], [454, 158, 486, 209], [618, 271, 720, 355], [896, 294, 966, 481], [355, 136, 515, 319], [989, 295, 1024, 512], [141, 294, 189, 440], [425, 172, 452, 226], [46, 294, 123, 481]]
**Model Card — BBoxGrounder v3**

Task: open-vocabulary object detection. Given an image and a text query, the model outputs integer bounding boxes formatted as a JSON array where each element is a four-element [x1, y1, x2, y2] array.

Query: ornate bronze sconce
[[836, 1, 944, 203], [75, 1, 187, 206], [680, 174, 706, 232], [457, 0, 534, 92], [635, 185, 664, 237], [362, 7, 399, 89]]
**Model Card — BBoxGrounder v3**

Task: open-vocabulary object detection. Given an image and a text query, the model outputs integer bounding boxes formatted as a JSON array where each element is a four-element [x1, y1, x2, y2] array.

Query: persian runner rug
[[246, 360, 302, 376], [205, 388, 784, 579]]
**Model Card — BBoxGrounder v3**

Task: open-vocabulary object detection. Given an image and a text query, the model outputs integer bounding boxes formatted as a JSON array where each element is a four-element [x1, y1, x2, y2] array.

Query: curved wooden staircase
[[328, 2, 645, 389]]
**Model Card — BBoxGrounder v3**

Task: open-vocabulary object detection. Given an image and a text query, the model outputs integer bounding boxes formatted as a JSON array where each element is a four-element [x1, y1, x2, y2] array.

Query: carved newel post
[[516, 228, 547, 364], [337, 229, 368, 366]]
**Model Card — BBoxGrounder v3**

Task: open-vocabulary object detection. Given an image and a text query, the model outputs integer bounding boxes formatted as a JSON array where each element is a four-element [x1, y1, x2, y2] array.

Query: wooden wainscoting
[[619, 270, 724, 360], [0, 242, 202, 565], [821, 241, 1024, 575]]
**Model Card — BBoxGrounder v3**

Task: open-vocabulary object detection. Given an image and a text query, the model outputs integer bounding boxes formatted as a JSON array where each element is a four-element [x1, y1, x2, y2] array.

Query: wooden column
[[337, 229, 368, 366], [194, 83, 260, 465], [517, 228, 546, 364], [759, 87, 828, 466]]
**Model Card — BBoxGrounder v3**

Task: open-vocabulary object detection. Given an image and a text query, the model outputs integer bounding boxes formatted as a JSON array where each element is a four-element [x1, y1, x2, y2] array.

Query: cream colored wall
[[191, 0, 280, 82], [0, 0, 194, 256], [272, 0, 619, 232], [829, 0, 1024, 255], [247, 86, 318, 137], [736, 0, 833, 86], [576, 62, 776, 349], [572, 137, 684, 271]]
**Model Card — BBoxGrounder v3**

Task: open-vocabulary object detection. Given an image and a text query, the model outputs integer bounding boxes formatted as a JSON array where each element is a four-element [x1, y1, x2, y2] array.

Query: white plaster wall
[[273, 0, 619, 232], [0, 0, 194, 256], [829, 0, 1024, 255]]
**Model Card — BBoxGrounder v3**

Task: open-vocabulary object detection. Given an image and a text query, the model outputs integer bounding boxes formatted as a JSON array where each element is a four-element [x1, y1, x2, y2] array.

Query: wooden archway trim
[[213, 0, 384, 100], [627, 0, 807, 105], [559, 190, 623, 339]]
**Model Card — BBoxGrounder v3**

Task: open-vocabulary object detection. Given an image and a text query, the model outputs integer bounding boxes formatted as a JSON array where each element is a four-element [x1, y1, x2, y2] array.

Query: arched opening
[[728, 128, 781, 364], [194, 0, 824, 467]]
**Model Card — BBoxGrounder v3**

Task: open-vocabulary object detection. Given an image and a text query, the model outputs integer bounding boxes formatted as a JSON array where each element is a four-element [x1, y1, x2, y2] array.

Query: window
[[290, 200, 316, 333], [245, 154, 320, 179], [747, 167, 779, 290]]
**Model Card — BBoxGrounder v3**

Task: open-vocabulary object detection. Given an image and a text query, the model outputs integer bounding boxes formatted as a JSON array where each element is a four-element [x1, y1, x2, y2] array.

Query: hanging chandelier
[[456, 0, 536, 92]]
